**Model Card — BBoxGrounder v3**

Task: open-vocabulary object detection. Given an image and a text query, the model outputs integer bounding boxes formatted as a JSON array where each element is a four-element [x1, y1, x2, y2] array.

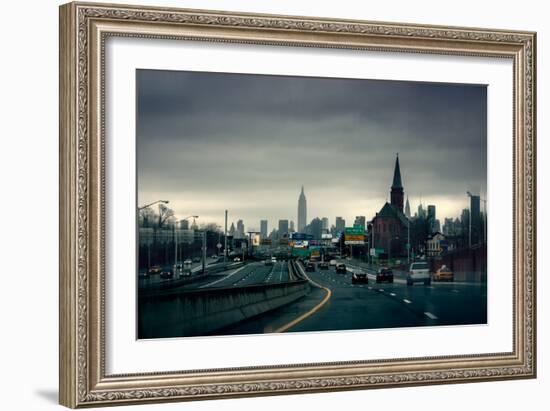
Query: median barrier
[[138, 279, 310, 338]]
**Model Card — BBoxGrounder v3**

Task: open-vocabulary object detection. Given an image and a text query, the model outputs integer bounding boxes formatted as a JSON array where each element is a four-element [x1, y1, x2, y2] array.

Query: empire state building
[[297, 186, 307, 232]]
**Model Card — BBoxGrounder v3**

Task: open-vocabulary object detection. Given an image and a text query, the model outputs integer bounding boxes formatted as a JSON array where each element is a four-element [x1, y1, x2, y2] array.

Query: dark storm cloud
[[136, 69, 486, 228]]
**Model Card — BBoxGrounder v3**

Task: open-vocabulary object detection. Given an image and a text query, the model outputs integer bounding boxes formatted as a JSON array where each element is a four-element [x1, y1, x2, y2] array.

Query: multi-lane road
[[139, 258, 487, 336], [218, 260, 487, 335]]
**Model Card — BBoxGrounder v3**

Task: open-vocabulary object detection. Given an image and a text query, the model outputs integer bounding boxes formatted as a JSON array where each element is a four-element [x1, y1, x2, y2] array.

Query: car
[[305, 262, 315, 272], [336, 263, 347, 274], [351, 271, 368, 284], [211, 255, 218, 259], [160, 270, 173, 279], [407, 261, 431, 285], [329, 259, 337, 266], [148, 265, 162, 274], [192, 257, 201, 263], [264, 259, 274, 266], [376, 267, 394, 283], [318, 262, 329, 270], [434, 265, 454, 282], [271, 256, 277, 263], [233, 257, 241, 262]]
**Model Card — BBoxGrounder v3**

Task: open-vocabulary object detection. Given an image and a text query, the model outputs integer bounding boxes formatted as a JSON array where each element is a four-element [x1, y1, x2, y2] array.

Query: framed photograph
[[59, 2, 537, 408]]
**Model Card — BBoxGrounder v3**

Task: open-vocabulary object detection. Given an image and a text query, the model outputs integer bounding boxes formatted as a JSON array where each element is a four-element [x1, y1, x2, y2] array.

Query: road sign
[[344, 226, 365, 245]]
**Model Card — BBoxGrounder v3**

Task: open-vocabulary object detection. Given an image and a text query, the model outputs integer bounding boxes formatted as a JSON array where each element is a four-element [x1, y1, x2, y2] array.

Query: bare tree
[[157, 203, 174, 229], [138, 207, 155, 228]]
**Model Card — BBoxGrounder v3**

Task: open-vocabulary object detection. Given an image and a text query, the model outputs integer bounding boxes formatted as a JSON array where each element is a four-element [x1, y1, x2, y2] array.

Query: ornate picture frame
[[59, 2, 536, 408]]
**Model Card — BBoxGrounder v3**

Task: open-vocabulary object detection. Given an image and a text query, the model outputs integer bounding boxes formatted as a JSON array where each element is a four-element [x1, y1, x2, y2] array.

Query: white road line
[[424, 312, 438, 320], [452, 289, 459, 293], [199, 264, 249, 288], [403, 299, 412, 304], [368, 287, 372, 290], [379, 289, 385, 292], [390, 293, 396, 297]]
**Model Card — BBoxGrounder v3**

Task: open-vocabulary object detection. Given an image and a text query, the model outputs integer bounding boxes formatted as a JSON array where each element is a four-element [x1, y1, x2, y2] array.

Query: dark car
[[160, 270, 173, 279], [305, 262, 315, 272], [318, 262, 329, 270], [192, 257, 201, 263], [148, 265, 162, 275], [336, 263, 347, 274], [376, 267, 394, 283], [351, 272, 368, 284]]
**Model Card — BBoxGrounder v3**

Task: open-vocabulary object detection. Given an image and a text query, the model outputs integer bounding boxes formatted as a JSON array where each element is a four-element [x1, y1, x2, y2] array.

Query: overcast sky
[[137, 69, 487, 231]]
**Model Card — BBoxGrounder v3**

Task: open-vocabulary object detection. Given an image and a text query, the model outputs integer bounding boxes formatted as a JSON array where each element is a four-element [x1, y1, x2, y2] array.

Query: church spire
[[392, 153, 402, 189], [390, 154, 404, 213]]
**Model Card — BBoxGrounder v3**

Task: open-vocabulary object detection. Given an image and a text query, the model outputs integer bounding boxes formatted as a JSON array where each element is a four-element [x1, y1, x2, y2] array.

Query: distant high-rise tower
[[236, 220, 245, 239], [260, 220, 268, 239], [278, 220, 289, 239], [335, 217, 345, 233], [405, 196, 411, 218], [297, 186, 307, 232], [289, 220, 295, 232], [390, 154, 404, 213]]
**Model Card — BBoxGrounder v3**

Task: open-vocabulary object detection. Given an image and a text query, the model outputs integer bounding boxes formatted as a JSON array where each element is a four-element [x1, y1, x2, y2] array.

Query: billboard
[[250, 232, 261, 246], [344, 226, 365, 245]]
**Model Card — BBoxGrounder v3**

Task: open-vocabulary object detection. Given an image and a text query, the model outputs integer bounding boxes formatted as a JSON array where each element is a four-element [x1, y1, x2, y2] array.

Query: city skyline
[[137, 69, 487, 229]]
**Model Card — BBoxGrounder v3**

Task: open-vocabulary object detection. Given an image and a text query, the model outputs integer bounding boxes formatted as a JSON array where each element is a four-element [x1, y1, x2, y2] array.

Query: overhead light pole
[[138, 199, 169, 211]]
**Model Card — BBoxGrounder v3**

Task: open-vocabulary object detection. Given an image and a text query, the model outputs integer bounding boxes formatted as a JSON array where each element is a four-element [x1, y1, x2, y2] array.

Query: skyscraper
[[335, 217, 345, 233], [322, 217, 329, 231], [427, 205, 436, 233], [470, 194, 481, 245], [236, 220, 245, 239], [354, 216, 366, 229], [297, 186, 307, 232], [309, 218, 323, 240], [390, 154, 404, 213], [278, 220, 289, 239], [289, 220, 295, 232], [260, 220, 268, 239]]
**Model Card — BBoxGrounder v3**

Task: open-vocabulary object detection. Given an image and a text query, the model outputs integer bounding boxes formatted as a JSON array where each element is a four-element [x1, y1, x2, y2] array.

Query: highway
[[138, 258, 487, 337], [195, 261, 290, 288], [219, 261, 487, 335]]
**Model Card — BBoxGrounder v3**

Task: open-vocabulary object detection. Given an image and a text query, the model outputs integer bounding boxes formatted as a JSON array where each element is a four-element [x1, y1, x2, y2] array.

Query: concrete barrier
[[138, 280, 310, 338]]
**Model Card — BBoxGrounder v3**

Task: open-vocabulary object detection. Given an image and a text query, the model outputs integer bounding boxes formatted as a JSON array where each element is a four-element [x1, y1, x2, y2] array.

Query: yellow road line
[[274, 267, 332, 333]]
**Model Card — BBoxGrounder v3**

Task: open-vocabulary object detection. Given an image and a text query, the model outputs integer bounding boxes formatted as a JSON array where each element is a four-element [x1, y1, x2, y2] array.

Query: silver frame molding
[[59, 2, 537, 408]]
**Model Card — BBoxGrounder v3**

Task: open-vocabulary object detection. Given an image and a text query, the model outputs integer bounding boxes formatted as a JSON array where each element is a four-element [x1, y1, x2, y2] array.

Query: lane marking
[[424, 312, 438, 320], [452, 289, 459, 293], [390, 293, 396, 297], [379, 289, 385, 292], [274, 265, 332, 333], [199, 264, 249, 288], [403, 299, 412, 304]]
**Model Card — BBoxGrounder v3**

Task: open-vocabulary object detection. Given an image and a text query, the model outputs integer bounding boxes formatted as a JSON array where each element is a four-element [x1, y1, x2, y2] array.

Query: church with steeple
[[370, 154, 410, 257]]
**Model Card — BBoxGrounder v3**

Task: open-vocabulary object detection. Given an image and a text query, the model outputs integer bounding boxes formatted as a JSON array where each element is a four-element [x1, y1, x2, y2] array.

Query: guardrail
[[138, 279, 311, 338]]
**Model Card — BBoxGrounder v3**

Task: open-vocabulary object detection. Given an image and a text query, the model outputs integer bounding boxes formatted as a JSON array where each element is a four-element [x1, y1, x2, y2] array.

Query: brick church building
[[371, 155, 409, 257]]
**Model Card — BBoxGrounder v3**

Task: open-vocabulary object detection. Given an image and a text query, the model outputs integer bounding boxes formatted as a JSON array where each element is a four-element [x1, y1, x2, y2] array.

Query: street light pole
[[173, 220, 178, 276], [407, 218, 410, 264], [138, 199, 169, 211], [224, 210, 228, 263]]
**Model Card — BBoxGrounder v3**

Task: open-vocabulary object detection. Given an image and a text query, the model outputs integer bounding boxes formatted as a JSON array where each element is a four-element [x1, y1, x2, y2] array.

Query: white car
[[407, 262, 431, 286], [329, 259, 337, 266]]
